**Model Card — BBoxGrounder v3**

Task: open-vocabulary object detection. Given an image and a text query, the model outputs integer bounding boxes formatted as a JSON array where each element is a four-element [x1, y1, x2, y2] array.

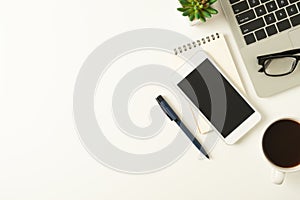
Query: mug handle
[[271, 168, 286, 184]]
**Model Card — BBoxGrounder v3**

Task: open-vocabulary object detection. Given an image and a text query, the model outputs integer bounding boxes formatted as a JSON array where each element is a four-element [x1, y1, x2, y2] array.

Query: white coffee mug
[[262, 118, 300, 185]]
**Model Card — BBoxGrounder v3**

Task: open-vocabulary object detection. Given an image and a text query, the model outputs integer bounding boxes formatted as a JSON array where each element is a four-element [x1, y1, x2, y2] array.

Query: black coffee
[[262, 119, 300, 168]]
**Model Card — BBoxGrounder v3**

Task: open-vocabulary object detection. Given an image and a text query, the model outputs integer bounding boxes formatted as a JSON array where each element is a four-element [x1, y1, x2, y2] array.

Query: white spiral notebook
[[173, 33, 245, 134]]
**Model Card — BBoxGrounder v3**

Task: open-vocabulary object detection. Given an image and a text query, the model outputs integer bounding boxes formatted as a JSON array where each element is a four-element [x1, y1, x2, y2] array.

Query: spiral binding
[[174, 33, 220, 55]]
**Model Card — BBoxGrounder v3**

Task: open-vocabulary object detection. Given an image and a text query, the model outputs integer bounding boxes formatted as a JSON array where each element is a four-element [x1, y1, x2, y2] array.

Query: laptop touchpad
[[289, 28, 300, 48]]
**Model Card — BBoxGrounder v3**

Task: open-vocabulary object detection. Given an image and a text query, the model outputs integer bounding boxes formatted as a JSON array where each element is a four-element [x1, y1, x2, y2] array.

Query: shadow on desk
[[286, 171, 300, 186]]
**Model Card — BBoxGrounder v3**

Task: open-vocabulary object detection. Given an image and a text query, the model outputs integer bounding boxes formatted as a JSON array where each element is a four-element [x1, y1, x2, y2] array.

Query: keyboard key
[[275, 9, 287, 20], [276, 0, 288, 8], [236, 9, 256, 24], [266, 24, 278, 36], [289, 0, 298, 3], [265, 13, 277, 24], [232, 1, 249, 14], [255, 29, 267, 40], [230, 0, 240, 4], [291, 14, 300, 26], [240, 18, 265, 34], [266, 1, 278, 12], [298, 2, 300, 10], [248, 0, 260, 7], [244, 33, 256, 44], [276, 19, 291, 31], [286, 5, 298, 16], [255, 5, 267, 16]]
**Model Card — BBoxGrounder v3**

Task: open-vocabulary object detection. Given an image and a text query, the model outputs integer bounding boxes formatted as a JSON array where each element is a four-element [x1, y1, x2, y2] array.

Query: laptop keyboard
[[230, 0, 300, 45]]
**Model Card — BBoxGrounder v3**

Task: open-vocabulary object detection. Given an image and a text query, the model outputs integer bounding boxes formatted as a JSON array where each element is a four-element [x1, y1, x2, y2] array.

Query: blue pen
[[156, 95, 210, 159]]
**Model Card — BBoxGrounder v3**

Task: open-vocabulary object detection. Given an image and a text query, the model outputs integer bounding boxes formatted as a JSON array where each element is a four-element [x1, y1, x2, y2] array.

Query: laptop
[[220, 0, 300, 97]]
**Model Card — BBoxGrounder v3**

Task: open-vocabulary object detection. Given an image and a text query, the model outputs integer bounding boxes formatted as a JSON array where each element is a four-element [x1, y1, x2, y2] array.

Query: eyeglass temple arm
[[257, 48, 300, 60]]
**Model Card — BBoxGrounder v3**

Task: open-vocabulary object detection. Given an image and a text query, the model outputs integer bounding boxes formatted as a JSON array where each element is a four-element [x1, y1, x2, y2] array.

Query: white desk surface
[[1, 0, 300, 199]]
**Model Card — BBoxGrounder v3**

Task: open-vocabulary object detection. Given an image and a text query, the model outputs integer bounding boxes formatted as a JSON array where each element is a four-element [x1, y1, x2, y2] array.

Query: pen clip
[[159, 104, 174, 121]]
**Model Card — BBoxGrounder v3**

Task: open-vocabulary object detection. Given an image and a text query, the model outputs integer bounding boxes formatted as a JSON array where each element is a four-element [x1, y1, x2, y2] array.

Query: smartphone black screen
[[177, 59, 254, 138]]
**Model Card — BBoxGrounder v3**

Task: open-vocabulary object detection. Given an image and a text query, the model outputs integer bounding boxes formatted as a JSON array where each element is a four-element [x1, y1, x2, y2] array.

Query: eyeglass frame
[[257, 48, 300, 77]]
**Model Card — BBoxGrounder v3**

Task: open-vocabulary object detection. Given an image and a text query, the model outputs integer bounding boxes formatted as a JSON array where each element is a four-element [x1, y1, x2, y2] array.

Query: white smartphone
[[172, 51, 261, 144]]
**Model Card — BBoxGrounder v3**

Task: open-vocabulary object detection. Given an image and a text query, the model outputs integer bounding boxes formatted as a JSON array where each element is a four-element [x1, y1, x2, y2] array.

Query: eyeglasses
[[257, 48, 300, 77]]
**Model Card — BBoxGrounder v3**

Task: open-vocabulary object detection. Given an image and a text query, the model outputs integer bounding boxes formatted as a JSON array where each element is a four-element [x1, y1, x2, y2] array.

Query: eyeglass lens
[[264, 57, 297, 76]]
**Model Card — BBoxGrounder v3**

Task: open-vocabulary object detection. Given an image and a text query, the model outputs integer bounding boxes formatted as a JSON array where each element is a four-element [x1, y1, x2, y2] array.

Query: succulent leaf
[[179, 0, 189, 4], [177, 7, 189, 12], [195, 10, 201, 19], [199, 15, 206, 22], [182, 8, 194, 16], [208, 0, 218, 5], [206, 7, 218, 14], [202, 9, 212, 18], [179, 0, 190, 6], [189, 13, 195, 21]]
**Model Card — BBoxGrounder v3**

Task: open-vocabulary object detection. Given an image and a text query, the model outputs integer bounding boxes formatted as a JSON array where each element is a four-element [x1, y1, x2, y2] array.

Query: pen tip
[[205, 154, 210, 160]]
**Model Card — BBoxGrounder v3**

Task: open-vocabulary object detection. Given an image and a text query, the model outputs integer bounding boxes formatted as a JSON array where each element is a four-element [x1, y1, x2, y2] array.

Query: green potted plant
[[177, 0, 218, 23]]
